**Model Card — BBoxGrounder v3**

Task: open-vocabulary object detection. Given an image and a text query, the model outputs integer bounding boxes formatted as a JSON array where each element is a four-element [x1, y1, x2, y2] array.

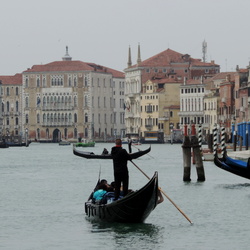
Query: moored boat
[[214, 153, 250, 180], [59, 140, 71, 146], [74, 138, 95, 147], [73, 146, 151, 159], [85, 171, 162, 223]]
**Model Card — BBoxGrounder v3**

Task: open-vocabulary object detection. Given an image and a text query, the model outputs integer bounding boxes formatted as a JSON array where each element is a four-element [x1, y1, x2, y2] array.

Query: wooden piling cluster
[[182, 124, 206, 182]]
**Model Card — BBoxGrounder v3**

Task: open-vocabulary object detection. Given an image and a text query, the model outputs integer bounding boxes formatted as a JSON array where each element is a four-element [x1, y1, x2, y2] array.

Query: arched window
[[85, 113, 88, 123], [43, 77, 46, 87], [37, 114, 40, 123], [74, 96, 77, 107], [43, 114, 46, 123], [16, 101, 18, 112], [16, 87, 18, 95], [25, 97, 29, 108], [25, 114, 29, 124], [36, 77, 40, 87], [15, 117, 18, 125], [25, 77, 28, 88], [6, 101, 9, 112], [74, 113, 77, 123], [43, 97, 46, 107]]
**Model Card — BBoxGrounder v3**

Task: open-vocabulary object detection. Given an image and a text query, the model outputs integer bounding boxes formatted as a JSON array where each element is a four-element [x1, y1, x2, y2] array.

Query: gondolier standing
[[111, 138, 132, 200]]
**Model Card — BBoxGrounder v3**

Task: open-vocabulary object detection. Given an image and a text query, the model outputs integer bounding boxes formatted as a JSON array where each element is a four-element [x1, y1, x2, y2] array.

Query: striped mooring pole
[[221, 126, 226, 157], [213, 124, 218, 156], [198, 123, 203, 156]]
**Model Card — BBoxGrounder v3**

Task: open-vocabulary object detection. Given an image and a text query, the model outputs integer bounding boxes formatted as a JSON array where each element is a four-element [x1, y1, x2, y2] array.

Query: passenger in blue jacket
[[111, 138, 132, 200]]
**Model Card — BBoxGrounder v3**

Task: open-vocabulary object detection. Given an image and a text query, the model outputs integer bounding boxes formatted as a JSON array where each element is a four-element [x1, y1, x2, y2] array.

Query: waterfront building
[[0, 74, 22, 140], [124, 46, 220, 140], [218, 73, 235, 136], [203, 72, 235, 136], [1, 48, 125, 142], [234, 67, 249, 125], [179, 79, 207, 132], [140, 78, 181, 142]]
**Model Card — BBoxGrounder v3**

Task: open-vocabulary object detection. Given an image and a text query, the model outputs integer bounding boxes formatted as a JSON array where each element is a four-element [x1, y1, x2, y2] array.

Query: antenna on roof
[[202, 40, 207, 63]]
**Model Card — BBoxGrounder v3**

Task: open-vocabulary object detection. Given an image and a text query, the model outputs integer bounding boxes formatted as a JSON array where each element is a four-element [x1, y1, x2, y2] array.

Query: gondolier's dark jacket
[[111, 146, 132, 174]]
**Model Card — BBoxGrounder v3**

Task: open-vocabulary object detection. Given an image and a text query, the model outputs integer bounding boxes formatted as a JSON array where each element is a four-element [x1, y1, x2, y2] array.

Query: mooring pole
[[182, 136, 191, 181], [246, 127, 249, 151], [191, 124, 196, 164], [233, 130, 237, 151], [198, 123, 203, 159], [191, 136, 205, 181], [221, 126, 226, 158], [213, 124, 218, 157]]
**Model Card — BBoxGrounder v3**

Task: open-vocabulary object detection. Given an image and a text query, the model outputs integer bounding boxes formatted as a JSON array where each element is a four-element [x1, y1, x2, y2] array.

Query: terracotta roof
[[185, 79, 204, 85], [151, 78, 181, 84], [23, 60, 124, 78], [129, 48, 219, 68], [0, 73, 22, 85], [204, 72, 236, 82]]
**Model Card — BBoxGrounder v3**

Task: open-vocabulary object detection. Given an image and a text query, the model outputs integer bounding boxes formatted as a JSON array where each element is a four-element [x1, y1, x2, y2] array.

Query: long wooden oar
[[130, 160, 193, 224]]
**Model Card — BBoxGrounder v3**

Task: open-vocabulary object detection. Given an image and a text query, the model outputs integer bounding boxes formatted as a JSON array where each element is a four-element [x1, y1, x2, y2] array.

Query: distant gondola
[[214, 153, 250, 180], [85, 171, 162, 223], [73, 146, 151, 160]]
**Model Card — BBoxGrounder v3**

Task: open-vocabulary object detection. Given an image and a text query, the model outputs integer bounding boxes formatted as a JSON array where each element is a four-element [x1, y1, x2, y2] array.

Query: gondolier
[[111, 138, 132, 200]]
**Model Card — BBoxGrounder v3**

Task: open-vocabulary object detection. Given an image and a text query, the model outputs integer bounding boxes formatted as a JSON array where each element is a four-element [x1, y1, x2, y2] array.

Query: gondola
[[214, 153, 250, 180], [85, 171, 162, 223], [73, 146, 151, 159]]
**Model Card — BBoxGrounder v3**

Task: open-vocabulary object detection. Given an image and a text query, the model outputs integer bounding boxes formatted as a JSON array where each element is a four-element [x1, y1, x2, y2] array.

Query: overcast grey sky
[[1, 0, 249, 75]]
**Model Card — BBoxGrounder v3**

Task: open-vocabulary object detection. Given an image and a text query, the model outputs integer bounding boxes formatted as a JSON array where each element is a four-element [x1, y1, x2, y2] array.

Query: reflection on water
[[90, 221, 164, 249]]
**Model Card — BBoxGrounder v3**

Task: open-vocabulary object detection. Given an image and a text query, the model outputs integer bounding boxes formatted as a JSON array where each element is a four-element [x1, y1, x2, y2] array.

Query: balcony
[[128, 93, 135, 99], [41, 122, 73, 127], [145, 125, 153, 130], [159, 117, 169, 121], [126, 113, 134, 118]]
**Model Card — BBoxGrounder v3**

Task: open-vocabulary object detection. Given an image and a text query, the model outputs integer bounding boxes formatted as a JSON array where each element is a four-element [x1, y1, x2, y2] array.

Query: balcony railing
[[41, 122, 74, 127]]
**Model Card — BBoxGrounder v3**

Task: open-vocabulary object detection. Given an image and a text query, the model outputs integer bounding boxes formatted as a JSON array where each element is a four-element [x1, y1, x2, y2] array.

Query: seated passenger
[[92, 183, 108, 203], [102, 148, 109, 155]]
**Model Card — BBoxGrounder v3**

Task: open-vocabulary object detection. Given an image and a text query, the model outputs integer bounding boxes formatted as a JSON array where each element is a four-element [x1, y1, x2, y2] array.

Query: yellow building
[[140, 78, 181, 142]]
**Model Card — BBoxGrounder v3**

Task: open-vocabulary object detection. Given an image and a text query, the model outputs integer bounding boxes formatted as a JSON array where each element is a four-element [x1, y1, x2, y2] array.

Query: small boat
[[0, 141, 9, 148], [75, 138, 95, 147], [73, 146, 151, 159], [85, 171, 162, 223], [59, 140, 71, 146], [6, 141, 31, 147], [214, 153, 250, 180]]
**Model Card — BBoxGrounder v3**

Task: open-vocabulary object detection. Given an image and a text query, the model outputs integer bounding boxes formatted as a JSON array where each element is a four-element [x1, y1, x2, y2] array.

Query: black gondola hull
[[73, 146, 151, 160], [85, 172, 159, 223], [214, 153, 250, 180]]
